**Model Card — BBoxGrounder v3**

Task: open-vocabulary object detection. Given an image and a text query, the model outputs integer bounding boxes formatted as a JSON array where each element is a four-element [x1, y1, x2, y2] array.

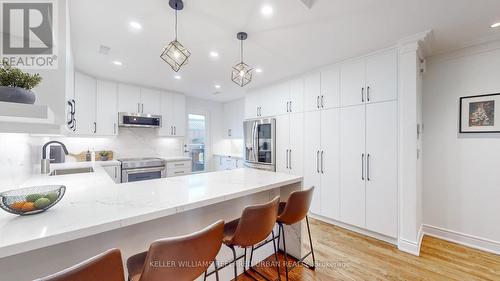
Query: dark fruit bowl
[[0, 185, 66, 215]]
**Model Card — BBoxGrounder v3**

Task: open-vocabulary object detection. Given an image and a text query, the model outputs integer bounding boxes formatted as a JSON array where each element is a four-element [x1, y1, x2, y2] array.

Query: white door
[[267, 82, 290, 117], [340, 104, 366, 228], [365, 50, 397, 103], [320, 108, 340, 220], [340, 59, 366, 107], [289, 78, 304, 113], [303, 111, 321, 214], [159, 92, 174, 136], [140, 88, 161, 115], [303, 73, 321, 112], [245, 92, 260, 119], [321, 66, 340, 109], [171, 93, 186, 136], [96, 80, 118, 136], [118, 84, 140, 113], [365, 101, 398, 238], [275, 115, 290, 174], [289, 112, 304, 176], [74, 72, 96, 135]]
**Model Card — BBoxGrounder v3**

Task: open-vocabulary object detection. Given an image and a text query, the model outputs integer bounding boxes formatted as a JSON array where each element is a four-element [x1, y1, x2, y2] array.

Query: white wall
[[423, 42, 500, 248]]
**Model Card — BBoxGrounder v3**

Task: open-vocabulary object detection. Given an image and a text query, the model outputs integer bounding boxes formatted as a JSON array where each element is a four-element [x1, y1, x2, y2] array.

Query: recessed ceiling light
[[261, 4, 273, 16], [255, 68, 263, 73], [210, 51, 219, 58], [113, 60, 123, 66], [214, 84, 221, 89], [491, 22, 500, 28], [129, 21, 142, 30], [174, 75, 182, 80]]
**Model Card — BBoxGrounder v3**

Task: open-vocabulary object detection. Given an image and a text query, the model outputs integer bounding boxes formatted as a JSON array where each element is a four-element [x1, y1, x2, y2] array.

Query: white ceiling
[[69, 0, 500, 102]]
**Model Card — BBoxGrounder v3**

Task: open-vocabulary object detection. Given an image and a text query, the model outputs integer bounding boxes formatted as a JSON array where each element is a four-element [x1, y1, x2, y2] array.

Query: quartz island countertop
[[0, 163, 302, 259]]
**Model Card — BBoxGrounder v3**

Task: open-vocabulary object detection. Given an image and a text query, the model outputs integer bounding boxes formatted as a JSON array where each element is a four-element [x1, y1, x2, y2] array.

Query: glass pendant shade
[[231, 62, 253, 87], [161, 40, 190, 72]]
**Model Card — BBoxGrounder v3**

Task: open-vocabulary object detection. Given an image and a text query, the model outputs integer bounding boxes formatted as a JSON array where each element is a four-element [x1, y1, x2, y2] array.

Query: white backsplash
[[0, 128, 184, 189]]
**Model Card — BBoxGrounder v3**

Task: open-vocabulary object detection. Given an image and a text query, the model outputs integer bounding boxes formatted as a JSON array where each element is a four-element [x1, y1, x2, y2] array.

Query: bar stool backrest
[[35, 249, 125, 281], [278, 186, 315, 225], [138, 220, 224, 281], [231, 196, 280, 247]]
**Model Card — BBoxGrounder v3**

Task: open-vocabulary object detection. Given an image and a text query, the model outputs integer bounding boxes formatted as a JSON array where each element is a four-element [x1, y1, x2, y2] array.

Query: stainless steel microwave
[[118, 112, 162, 128]]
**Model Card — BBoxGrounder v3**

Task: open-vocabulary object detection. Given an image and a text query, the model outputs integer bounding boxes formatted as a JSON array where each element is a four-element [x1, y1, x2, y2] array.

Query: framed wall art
[[459, 93, 500, 133]]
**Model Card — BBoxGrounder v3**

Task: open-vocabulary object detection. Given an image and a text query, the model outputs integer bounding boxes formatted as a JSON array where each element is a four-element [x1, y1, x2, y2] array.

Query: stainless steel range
[[118, 157, 167, 183]]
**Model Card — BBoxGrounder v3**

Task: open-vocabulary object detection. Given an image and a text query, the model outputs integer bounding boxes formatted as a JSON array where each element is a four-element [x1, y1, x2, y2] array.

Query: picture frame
[[459, 93, 500, 133]]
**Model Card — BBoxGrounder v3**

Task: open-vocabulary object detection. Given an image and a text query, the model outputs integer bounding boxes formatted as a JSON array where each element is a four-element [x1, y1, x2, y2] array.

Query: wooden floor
[[237, 218, 500, 281]]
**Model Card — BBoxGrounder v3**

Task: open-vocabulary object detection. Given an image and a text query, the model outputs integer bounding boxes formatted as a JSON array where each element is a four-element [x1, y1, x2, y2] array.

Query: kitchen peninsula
[[0, 165, 303, 281]]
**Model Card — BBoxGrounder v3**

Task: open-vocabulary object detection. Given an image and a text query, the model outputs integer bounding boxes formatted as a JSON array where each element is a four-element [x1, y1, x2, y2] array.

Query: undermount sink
[[49, 167, 94, 176]]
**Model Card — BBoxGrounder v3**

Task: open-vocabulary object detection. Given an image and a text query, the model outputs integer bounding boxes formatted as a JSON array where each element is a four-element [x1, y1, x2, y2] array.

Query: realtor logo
[[1, 0, 58, 69]]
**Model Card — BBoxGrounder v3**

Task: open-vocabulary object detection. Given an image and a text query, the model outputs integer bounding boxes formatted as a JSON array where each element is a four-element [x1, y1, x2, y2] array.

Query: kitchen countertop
[[0, 162, 301, 259]]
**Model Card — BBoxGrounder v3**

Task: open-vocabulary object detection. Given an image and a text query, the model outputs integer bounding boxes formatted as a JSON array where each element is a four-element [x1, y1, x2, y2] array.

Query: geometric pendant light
[[231, 32, 253, 87], [160, 0, 191, 72]]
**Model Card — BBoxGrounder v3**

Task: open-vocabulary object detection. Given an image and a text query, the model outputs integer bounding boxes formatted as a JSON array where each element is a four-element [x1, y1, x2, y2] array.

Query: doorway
[[187, 113, 207, 172]]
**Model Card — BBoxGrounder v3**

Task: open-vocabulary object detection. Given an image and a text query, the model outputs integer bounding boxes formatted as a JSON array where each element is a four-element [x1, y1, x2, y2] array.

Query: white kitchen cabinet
[[103, 164, 121, 183], [118, 84, 141, 113], [266, 82, 290, 117], [320, 65, 341, 109], [245, 91, 261, 119], [159, 92, 186, 137], [365, 101, 398, 238], [340, 59, 366, 107], [74, 72, 97, 135], [96, 80, 118, 136], [303, 72, 321, 112], [223, 99, 244, 138], [340, 49, 397, 107], [276, 113, 304, 176], [289, 78, 304, 113], [366, 51, 398, 104], [303, 111, 321, 214], [319, 108, 340, 220], [140, 88, 161, 115], [275, 115, 289, 174], [340, 104, 366, 228]]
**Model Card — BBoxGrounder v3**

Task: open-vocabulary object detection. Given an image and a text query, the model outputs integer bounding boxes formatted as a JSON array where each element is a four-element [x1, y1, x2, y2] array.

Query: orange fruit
[[21, 202, 35, 212], [10, 201, 26, 211]]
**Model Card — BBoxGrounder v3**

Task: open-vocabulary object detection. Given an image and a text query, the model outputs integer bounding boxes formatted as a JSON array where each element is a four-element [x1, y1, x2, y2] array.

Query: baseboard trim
[[398, 224, 424, 256], [309, 213, 397, 245], [422, 224, 500, 255]]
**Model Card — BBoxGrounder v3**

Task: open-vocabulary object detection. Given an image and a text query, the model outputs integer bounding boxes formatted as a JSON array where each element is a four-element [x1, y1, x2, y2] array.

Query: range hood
[[118, 112, 162, 128]]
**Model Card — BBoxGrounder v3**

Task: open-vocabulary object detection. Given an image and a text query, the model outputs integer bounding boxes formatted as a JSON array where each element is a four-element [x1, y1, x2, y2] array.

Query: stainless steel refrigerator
[[243, 118, 276, 171]]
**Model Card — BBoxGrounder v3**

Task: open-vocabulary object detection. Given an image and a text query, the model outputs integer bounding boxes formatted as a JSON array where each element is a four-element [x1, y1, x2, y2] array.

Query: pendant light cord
[[240, 39, 243, 63], [175, 8, 178, 40]]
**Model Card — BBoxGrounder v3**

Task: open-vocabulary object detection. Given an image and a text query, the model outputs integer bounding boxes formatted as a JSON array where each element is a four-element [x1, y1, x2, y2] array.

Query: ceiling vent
[[99, 45, 111, 55]]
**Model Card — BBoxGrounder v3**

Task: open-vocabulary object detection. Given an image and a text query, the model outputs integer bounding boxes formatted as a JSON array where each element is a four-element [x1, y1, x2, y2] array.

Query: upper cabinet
[[140, 88, 161, 115], [303, 72, 321, 112], [96, 80, 118, 136], [159, 92, 186, 137], [320, 65, 341, 109], [118, 84, 141, 113], [289, 78, 304, 113], [340, 49, 397, 107], [223, 99, 244, 138]]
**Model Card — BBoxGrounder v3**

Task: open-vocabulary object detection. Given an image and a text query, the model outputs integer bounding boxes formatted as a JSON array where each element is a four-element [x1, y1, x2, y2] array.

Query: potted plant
[[99, 151, 109, 161], [0, 63, 42, 104]]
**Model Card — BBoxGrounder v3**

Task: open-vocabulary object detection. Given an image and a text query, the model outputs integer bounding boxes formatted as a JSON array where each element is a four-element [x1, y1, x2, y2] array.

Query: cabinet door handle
[[286, 102, 289, 113], [174, 126, 176, 135], [321, 150, 324, 173], [289, 149, 292, 170], [321, 95, 324, 108], [138, 103, 140, 113], [141, 103, 144, 113], [286, 149, 289, 169], [361, 153, 365, 180], [317, 150, 320, 173], [367, 86, 370, 102], [94, 122, 97, 134], [367, 153, 371, 181], [171, 126, 173, 135], [114, 166, 117, 179], [361, 88, 365, 102], [289, 100, 292, 112], [316, 96, 320, 108]]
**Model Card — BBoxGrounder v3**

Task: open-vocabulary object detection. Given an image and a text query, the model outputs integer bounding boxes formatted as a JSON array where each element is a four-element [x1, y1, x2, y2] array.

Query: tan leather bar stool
[[35, 248, 125, 281], [213, 196, 281, 281], [126, 220, 224, 281], [276, 187, 316, 281]]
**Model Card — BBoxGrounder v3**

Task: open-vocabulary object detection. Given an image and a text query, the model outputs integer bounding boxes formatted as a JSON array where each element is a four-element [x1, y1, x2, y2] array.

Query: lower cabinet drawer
[[166, 160, 191, 170], [166, 168, 191, 177]]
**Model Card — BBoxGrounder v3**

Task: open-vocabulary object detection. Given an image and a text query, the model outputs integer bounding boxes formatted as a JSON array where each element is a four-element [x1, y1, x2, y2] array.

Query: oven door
[[121, 167, 166, 183]]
